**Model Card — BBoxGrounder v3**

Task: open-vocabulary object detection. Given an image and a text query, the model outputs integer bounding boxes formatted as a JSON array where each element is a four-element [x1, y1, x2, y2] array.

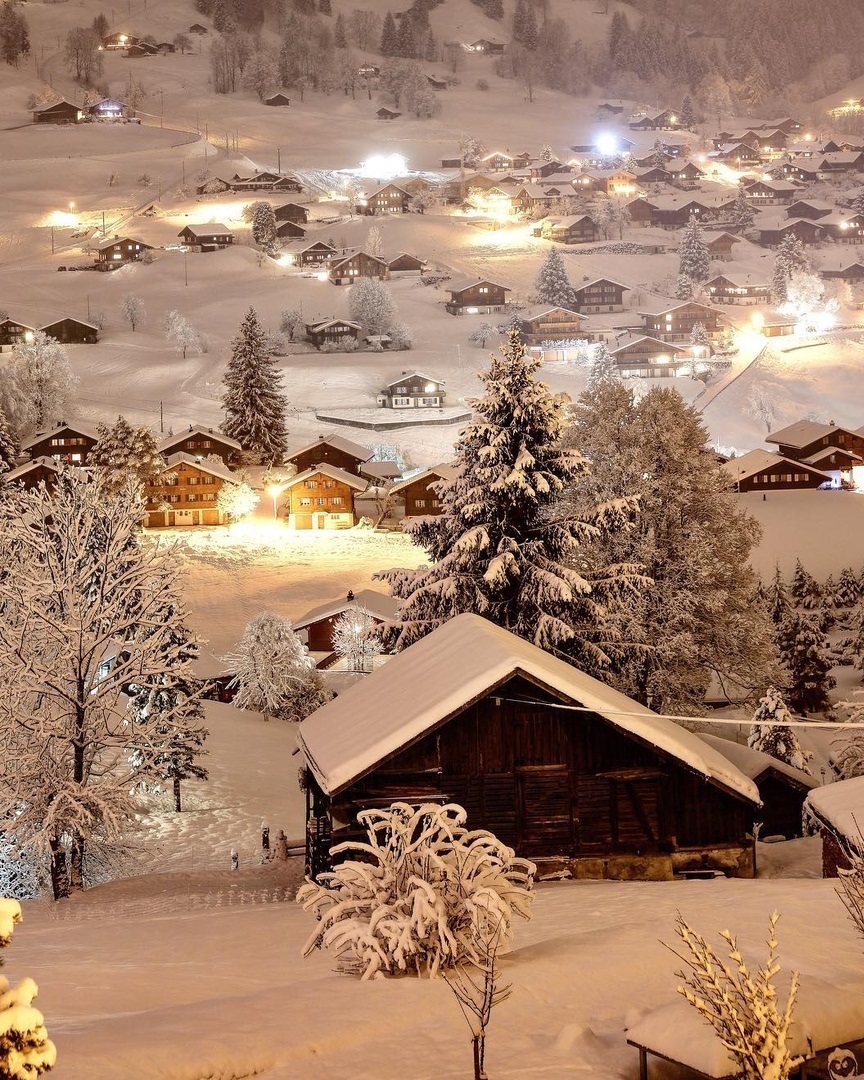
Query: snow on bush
[[297, 802, 535, 979], [0, 898, 56, 1078], [669, 911, 801, 1080]]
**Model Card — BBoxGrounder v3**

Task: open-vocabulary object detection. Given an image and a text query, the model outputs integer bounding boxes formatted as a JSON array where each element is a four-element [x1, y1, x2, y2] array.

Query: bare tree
[[121, 294, 146, 332], [64, 26, 103, 84]]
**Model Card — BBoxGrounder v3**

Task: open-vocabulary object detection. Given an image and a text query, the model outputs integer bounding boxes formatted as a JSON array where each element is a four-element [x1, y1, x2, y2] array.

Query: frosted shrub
[[669, 912, 801, 1080], [0, 899, 56, 1078], [297, 802, 535, 979]]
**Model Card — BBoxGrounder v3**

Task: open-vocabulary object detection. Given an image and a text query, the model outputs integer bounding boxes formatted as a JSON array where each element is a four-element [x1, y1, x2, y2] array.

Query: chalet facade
[[629, 109, 683, 131], [705, 273, 771, 305], [88, 98, 126, 120], [294, 589, 399, 654], [767, 420, 864, 464], [281, 240, 335, 267], [287, 434, 372, 476], [722, 450, 831, 492], [274, 202, 310, 224], [821, 262, 864, 282], [385, 252, 426, 276], [299, 614, 760, 878], [757, 219, 824, 247], [610, 336, 689, 378], [519, 306, 589, 347], [4, 457, 63, 491], [283, 464, 366, 530], [542, 215, 602, 244], [571, 278, 629, 313], [705, 232, 741, 261], [356, 184, 411, 215], [446, 279, 510, 315], [390, 463, 457, 516], [178, 224, 234, 250], [41, 317, 99, 344], [376, 107, 400, 120], [743, 180, 796, 205], [640, 302, 724, 341], [327, 250, 389, 284], [95, 236, 153, 266], [144, 454, 233, 527], [21, 421, 99, 464], [627, 198, 656, 227], [158, 425, 242, 466], [275, 220, 306, 240], [304, 318, 363, 348], [377, 372, 446, 409], [0, 318, 35, 350], [33, 99, 83, 124], [264, 93, 291, 106]]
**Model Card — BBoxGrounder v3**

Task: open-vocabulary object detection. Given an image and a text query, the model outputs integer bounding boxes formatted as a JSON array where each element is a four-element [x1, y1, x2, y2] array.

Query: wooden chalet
[[327, 250, 389, 284], [390, 463, 457, 516], [264, 93, 291, 106], [480, 151, 516, 171], [298, 614, 761, 878], [610, 336, 689, 378], [274, 202, 310, 224], [287, 433, 372, 475], [4, 457, 64, 491], [356, 184, 411, 215], [101, 31, 138, 49], [39, 317, 98, 344], [385, 252, 426, 276], [32, 99, 83, 124], [282, 463, 366, 530], [469, 38, 505, 53], [519, 305, 589, 346], [627, 198, 656, 227], [0, 317, 35, 350], [639, 301, 724, 341], [275, 220, 306, 240], [786, 199, 834, 220], [650, 199, 716, 230], [21, 421, 99, 463], [820, 212, 864, 243], [446, 279, 510, 315], [767, 419, 864, 463], [377, 372, 446, 409], [144, 452, 233, 527], [743, 179, 797, 205], [666, 160, 703, 184], [188, 22, 208, 33], [818, 151, 864, 174], [304, 318, 362, 347], [571, 278, 630, 313], [88, 98, 126, 120], [698, 734, 816, 840], [629, 109, 683, 131], [804, 778, 864, 877], [541, 215, 602, 244], [712, 141, 762, 166], [294, 589, 399, 653], [281, 240, 335, 268], [229, 171, 302, 193], [634, 166, 671, 185], [705, 271, 771, 305], [705, 232, 741, 261], [376, 107, 400, 120], [158, 425, 242, 466], [530, 159, 569, 179], [772, 161, 820, 183], [178, 224, 234, 250], [722, 449, 831, 492], [95, 236, 153, 266], [821, 261, 864, 282], [757, 218, 825, 247]]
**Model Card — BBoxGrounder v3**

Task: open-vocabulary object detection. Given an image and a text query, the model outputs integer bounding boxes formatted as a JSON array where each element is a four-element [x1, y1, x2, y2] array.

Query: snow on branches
[[0, 899, 56, 1079], [669, 912, 801, 1080], [331, 607, 383, 672], [297, 802, 535, 979], [749, 689, 812, 774]]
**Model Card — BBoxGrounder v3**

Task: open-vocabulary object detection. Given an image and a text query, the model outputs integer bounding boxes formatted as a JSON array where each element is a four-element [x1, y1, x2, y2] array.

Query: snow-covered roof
[[721, 449, 830, 484], [805, 776, 864, 850], [519, 304, 586, 321], [449, 278, 511, 293], [20, 420, 100, 451], [293, 589, 400, 631], [95, 235, 151, 251], [801, 446, 863, 465], [163, 451, 235, 482], [384, 371, 444, 388], [360, 460, 402, 481], [297, 613, 760, 801], [5, 456, 62, 481], [304, 317, 362, 332], [389, 462, 459, 495], [572, 277, 630, 293], [159, 426, 242, 451], [638, 300, 724, 317], [766, 419, 853, 448], [328, 250, 388, 269], [696, 733, 818, 791], [284, 463, 368, 491], [179, 224, 232, 237], [611, 336, 687, 355], [287, 433, 372, 463]]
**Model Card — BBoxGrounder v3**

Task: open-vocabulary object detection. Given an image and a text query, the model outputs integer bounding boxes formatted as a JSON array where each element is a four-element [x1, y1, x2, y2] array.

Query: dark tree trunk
[[49, 836, 70, 900], [173, 776, 182, 812], [69, 833, 85, 890]]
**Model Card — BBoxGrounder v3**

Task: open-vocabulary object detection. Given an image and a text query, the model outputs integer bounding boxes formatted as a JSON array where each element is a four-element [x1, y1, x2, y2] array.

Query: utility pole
[[160, 400, 164, 433], [184, 252, 188, 286], [159, 88, 163, 128], [87, 294, 91, 320], [50, 226, 54, 254], [102, 209, 106, 234], [277, 146, 281, 172]]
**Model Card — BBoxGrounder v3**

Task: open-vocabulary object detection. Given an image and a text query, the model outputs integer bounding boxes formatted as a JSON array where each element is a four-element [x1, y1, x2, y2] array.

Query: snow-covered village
[[6, 0, 864, 1077]]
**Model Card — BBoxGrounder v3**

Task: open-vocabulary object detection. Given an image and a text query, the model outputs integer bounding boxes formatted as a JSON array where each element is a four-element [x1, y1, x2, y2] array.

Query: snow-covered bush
[[331, 607, 383, 672], [297, 802, 535, 979], [0, 898, 57, 1078], [670, 911, 801, 1080], [319, 335, 358, 353], [748, 689, 812, 773]]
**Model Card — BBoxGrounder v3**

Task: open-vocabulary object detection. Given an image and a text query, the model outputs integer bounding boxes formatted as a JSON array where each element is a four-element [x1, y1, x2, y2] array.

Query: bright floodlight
[[359, 153, 408, 180], [595, 133, 618, 157]]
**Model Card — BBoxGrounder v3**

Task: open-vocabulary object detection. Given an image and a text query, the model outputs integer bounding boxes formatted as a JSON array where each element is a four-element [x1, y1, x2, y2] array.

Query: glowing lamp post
[[267, 482, 290, 521]]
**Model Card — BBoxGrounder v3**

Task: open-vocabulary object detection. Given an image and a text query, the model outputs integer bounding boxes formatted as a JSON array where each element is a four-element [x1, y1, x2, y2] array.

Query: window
[[300, 497, 311, 506], [187, 494, 199, 503], [203, 493, 216, 502], [325, 480, 335, 488], [187, 477, 200, 486], [422, 397, 439, 406], [202, 476, 214, 485], [479, 286, 489, 294], [331, 496, 343, 505], [415, 499, 426, 508], [430, 499, 440, 508], [315, 497, 326, 506], [305, 480, 316, 488], [393, 396, 411, 406]]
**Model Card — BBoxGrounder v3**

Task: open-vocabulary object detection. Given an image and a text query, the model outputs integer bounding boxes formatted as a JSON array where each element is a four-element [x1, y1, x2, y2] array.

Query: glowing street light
[[267, 483, 283, 520], [358, 153, 408, 180]]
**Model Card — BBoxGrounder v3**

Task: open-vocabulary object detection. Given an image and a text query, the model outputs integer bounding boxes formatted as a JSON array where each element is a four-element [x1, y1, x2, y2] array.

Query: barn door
[[517, 765, 573, 857]]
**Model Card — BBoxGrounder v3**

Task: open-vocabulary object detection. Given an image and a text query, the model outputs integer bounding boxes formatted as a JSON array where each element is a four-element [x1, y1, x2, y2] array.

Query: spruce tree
[[690, 321, 710, 351], [678, 213, 710, 288], [395, 14, 415, 57], [679, 93, 697, 130], [0, 403, 18, 474], [853, 188, 864, 218], [772, 233, 808, 303], [535, 247, 576, 309], [790, 558, 813, 602], [800, 574, 822, 609], [730, 188, 756, 233], [835, 567, 860, 608], [776, 612, 835, 712], [748, 688, 811, 773], [334, 12, 346, 46], [765, 564, 792, 626], [318, 0, 331, 13], [251, 201, 277, 252], [486, 0, 503, 18], [380, 11, 398, 55], [512, 0, 537, 48], [586, 341, 618, 390], [222, 308, 288, 464], [379, 329, 641, 665], [90, 415, 167, 495], [650, 139, 667, 171]]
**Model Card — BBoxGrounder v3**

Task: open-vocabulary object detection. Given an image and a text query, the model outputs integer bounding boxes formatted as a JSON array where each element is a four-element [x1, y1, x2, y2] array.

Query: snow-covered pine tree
[[823, 573, 836, 609], [0, 899, 56, 1078], [586, 341, 618, 390], [0, 404, 18, 474], [730, 187, 756, 233], [222, 308, 288, 464], [348, 277, 396, 334], [790, 558, 814, 602], [748, 688, 811, 773], [378, 330, 643, 666], [250, 201, 277, 252], [380, 11, 398, 55], [835, 567, 860, 609], [535, 247, 576, 309], [331, 607, 383, 672], [690, 321, 710, 352], [6, 331, 77, 435], [766, 564, 793, 626], [678, 213, 710, 288], [649, 139, 667, 171], [0, 473, 204, 899], [675, 273, 693, 300], [853, 188, 864, 218], [222, 612, 331, 722], [776, 612, 835, 713], [800, 573, 822, 609], [89, 415, 167, 495], [832, 689, 864, 778], [848, 601, 864, 672], [127, 603, 208, 813], [772, 233, 808, 304], [564, 381, 778, 711], [679, 94, 697, 130]]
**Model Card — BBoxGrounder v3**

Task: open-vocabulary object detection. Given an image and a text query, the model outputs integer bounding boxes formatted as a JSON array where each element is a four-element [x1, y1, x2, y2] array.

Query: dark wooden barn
[[293, 589, 399, 653], [298, 614, 760, 880], [286, 433, 372, 475]]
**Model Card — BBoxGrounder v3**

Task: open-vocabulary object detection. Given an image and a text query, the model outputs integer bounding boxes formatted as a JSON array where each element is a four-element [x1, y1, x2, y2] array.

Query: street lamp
[[267, 483, 283, 520]]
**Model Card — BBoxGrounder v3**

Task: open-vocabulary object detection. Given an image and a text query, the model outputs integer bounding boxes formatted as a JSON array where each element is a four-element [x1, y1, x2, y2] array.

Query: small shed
[[178, 224, 234, 250], [805, 776, 864, 876], [376, 107, 400, 120], [4, 456, 63, 491], [286, 433, 372, 474], [264, 93, 291, 106], [293, 589, 400, 653], [40, 317, 99, 344], [33, 99, 83, 124], [304, 318, 363, 348]]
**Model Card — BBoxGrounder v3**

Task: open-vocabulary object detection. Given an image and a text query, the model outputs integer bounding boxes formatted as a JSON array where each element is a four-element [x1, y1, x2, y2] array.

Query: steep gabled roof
[[721, 449, 830, 484], [449, 278, 511, 293], [162, 451, 234, 482], [697, 733, 818, 792], [572, 277, 630, 294], [286, 434, 372, 463], [158, 426, 242, 452], [284, 462, 368, 491], [384, 371, 445, 388], [298, 613, 761, 801], [766, 419, 854, 448], [389, 462, 459, 495], [611, 336, 686, 355], [293, 589, 400, 631], [20, 421, 100, 452], [178, 223, 232, 237], [805, 776, 864, 854]]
